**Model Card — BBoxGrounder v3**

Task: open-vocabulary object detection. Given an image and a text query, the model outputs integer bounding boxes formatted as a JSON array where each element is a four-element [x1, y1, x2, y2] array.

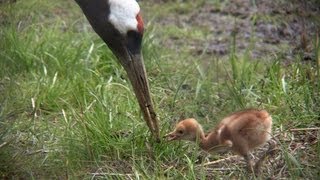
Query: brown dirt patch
[[149, 0, 320, 61]]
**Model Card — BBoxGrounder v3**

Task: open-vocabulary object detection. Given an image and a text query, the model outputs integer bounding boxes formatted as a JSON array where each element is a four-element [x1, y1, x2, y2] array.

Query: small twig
[[289, 127, 320, 132], [199, 155, 239, 167], [206, 167, 239, 171], [27, 149, 49, 155], [91, 173, 135, 177], [0, 142, 8, 148], [301, 162, 316, 168], [163, 165, 174, 173]]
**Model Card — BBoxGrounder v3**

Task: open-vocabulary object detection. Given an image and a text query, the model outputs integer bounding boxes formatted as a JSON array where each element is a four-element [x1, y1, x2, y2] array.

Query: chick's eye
[[177, 130, 184, 134]]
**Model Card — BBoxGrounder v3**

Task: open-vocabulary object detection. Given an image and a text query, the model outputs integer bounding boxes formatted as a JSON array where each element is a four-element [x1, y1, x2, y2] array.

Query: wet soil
[[148, 0, 320, 61]]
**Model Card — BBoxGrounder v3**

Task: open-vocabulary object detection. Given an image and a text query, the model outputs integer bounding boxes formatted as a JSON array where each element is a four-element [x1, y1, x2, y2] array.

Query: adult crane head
[[75, 0, 160, 141]]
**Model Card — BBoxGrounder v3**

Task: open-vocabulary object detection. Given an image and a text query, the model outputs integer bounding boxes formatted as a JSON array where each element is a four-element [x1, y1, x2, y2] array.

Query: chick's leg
[[243, 153, 254, 173], [254, 139, 277, 173]]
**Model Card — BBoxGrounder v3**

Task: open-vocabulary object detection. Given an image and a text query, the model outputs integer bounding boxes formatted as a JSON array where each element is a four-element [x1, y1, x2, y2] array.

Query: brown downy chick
[[165, 109, 274, 173]]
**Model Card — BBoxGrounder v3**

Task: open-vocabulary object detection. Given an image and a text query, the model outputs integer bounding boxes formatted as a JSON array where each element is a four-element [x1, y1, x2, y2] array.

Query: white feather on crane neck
[[108, 0, 141, 34]]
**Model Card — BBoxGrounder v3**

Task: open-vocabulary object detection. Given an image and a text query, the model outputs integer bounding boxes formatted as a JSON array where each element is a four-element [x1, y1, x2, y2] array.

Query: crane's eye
[[126, 30, 142, 54]]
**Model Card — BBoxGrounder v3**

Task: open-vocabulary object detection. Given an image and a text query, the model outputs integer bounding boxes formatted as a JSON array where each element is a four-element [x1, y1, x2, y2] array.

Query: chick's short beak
[[164, 131, 178, 141]]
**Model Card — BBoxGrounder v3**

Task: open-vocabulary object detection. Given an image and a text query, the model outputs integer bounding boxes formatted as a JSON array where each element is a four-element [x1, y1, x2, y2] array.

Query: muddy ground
[[147, 0, 320, 62]]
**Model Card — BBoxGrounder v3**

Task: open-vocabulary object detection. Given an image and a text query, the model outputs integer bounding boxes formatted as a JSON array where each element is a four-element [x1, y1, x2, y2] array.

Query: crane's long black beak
[[120, 52, 160, 142]]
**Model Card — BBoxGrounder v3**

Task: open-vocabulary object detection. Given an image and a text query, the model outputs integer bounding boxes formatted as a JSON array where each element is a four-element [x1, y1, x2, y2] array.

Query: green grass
[[1, 0, 320, 179]]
